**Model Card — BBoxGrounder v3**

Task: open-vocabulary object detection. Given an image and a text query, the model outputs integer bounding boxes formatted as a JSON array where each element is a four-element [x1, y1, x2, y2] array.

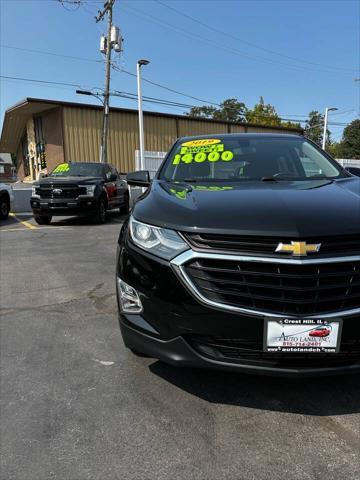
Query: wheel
[[120, 193, 129, 214], [0, 196, 10, 220], [34, 214, 52, 225], [95, 197, 107, 224], [129, 348, 152, 358]]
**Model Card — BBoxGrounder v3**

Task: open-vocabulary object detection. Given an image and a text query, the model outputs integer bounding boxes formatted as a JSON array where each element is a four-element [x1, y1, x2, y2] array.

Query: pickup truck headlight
[[31, 186, 40, 198], [129, 216, 189, 260], [79, 185, 96, 196]]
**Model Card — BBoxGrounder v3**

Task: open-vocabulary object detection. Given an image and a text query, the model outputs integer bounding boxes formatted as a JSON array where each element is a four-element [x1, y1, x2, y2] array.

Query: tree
[[304, 110, 323, 145], [304, 110, 332, 147], [187, 98, 246, 122], [281, 120, 302, 130], [186, 105, 218, 119], [244, 96, 281, 126], [340, 119, 360, 159], [213, 98, 246, 122], [327, 141, 343, 159], [186, 96, 300, 129]]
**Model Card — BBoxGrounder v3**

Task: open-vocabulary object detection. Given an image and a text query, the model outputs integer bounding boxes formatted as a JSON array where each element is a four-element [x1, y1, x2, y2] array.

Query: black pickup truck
[[31, 162, 129, 224]]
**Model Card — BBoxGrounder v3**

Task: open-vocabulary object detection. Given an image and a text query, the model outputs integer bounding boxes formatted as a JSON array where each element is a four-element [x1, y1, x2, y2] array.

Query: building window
[[0, 165, 4, 174], [21, 134, 30, 177], [34, 116, 46, 169]]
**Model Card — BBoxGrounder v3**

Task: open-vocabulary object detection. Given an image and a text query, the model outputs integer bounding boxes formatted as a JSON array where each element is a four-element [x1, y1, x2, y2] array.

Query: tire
[[34, 214, 52, 225], [95, 197, 107, 224], [120, 193, 129, 214], [0, 196, 10, 220]]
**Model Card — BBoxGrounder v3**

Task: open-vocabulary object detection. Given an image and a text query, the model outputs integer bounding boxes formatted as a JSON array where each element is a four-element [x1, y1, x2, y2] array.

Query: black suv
[[116, 134, 360, 377], [31, 162, 129, 224]]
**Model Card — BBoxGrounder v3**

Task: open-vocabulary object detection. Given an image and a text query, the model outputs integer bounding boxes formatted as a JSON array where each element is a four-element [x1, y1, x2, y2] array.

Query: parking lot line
[[0, 226, 74, 232], [9, 213, 37, 229]]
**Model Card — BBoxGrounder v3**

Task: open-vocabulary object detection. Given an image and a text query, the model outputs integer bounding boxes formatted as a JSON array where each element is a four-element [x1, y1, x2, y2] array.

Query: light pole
[[76, 89, 104, 105], [322, 107, 338, 150], [137, 59, 150, 170]]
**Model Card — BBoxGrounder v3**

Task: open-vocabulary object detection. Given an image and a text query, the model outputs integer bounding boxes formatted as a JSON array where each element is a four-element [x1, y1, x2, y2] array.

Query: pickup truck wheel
[[120, 193, 129, 214], [95, 197, 107, 224], [0, 195, 10, 220], [34, 214, 52, 225]]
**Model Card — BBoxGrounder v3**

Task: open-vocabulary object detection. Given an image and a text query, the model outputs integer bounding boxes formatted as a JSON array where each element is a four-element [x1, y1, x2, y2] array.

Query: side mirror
[[126, 170, 151, 187]]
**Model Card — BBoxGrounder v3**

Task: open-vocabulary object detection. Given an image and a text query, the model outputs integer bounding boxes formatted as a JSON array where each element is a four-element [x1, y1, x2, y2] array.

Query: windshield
[[161, 136, 344, 182], [50, 162, 104, 177]]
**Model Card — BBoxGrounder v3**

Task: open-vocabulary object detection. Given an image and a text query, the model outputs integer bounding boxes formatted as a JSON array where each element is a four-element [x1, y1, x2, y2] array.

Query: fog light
[[116, 277, 143, 314]]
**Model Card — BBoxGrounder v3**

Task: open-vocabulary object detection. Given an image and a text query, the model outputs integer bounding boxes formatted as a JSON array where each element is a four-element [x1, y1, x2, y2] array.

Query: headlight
[[129, 216, 189, 260], [79, 185, 96, 196], [32, 186, 40, 198]]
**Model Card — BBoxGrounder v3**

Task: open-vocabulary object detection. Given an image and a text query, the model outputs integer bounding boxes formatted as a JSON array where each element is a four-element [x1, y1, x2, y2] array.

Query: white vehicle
[[0, 183, 14, 220]]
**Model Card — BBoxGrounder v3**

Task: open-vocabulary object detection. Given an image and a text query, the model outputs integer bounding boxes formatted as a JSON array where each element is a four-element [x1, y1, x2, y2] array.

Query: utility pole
[[322, 106, 338, 150], [96, 0, 115, 163]]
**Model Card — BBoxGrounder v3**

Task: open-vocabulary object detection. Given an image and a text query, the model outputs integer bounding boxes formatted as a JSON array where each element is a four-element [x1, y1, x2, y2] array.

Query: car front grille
[[183, 233, 360, 257], [188, 317, 360, 368], [183, 258, 360, 316], [36, 184, 87, 199]]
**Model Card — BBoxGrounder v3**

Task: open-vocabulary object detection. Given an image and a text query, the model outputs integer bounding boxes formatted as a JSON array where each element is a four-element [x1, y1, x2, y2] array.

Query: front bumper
[[30, 197, 97, 216], [120, 316, 360, 377], [117, 237, 360, 377]]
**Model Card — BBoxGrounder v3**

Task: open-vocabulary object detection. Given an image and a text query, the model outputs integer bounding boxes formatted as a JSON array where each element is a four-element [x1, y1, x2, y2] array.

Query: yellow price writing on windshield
[[172, 150, 234, 165], [52, 163, 69, 173]]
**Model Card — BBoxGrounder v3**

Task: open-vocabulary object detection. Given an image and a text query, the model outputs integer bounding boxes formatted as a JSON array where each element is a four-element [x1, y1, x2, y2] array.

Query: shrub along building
[[0, 98, 304, 180]]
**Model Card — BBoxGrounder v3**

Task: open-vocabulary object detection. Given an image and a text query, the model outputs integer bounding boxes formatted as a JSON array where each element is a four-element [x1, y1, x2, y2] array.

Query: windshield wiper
[[261, 172, 301, 182]]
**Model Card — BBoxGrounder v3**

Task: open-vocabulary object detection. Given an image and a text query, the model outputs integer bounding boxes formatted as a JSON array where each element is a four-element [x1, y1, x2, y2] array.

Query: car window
[[104, 165, 112, 180], [110, 166, 119, 179], [50, 162, 104, 177], [161, 136, 343, 182]]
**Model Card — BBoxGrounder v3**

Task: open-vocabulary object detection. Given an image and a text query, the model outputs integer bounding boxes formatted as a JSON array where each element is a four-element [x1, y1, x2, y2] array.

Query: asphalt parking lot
[[1, 213, 360, 480]]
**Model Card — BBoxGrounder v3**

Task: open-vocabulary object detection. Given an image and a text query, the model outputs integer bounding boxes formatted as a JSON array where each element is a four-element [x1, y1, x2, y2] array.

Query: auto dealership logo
[[275, 241, 321, 256]]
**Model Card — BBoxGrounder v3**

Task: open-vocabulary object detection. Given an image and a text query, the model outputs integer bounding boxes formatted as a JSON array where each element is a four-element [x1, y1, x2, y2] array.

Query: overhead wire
[[155, 0, 358, 74], [2, 44, 357, 125], [121, 3, 356, 77]]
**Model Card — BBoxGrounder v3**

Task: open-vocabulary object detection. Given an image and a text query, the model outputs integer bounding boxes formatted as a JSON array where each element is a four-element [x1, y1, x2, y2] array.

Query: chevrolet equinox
[[116, 134, 360, 377]]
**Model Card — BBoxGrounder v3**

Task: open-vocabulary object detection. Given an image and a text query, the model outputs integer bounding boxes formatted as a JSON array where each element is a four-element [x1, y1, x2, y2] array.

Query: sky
[[0, 0, 359, 142]]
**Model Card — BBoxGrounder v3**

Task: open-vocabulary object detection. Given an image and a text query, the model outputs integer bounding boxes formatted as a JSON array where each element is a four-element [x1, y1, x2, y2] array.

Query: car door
[[111, 166, 128, 207], [104, 164, 118, 208], [105, 165, 127, 207]]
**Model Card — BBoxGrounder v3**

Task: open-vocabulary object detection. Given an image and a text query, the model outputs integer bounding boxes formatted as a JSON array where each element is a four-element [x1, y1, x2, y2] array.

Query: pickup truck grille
[[36, 184, 87, 199], [183, 233, 360, 257], [184, 258, 360, 316]]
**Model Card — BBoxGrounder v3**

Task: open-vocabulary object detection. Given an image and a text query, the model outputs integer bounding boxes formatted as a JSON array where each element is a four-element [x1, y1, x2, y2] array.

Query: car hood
[[35, 176, 103, 185], [133, 178, 360, 237]]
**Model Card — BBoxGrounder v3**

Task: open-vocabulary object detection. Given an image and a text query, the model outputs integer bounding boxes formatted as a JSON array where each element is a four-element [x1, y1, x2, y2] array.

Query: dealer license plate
[[264, 318, 342, 353]]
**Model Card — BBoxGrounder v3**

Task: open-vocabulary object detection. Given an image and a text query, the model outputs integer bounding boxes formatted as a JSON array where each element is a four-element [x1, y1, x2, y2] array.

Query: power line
[[155, 0, 358, 74], [0, 75, 82, 88], [112, 65, 220, 107], [1, 44, 102, 63], [121, 3, 356, 77], [114, 67, 357, 124], [57, 0, 81, 12], [2, 43, 357, 123], [1, 74, 355, 128]]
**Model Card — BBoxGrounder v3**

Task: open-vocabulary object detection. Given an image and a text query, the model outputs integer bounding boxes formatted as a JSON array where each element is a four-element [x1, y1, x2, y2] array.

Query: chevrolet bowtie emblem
[[275, 241, 321, 256]]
